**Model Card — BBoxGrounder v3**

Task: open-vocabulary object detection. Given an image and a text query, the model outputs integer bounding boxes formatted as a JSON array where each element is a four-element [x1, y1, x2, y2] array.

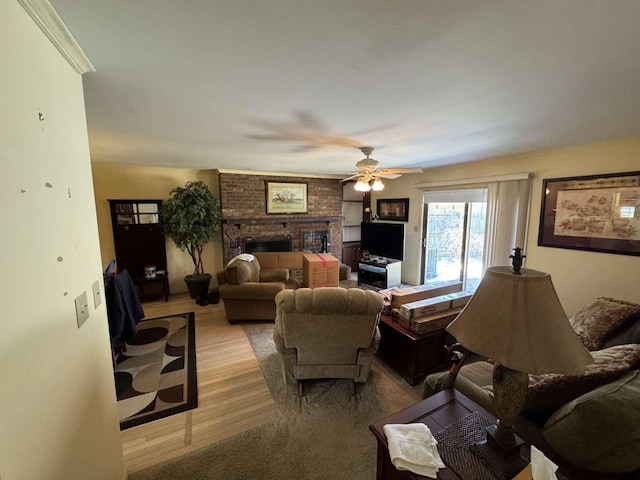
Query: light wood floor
[[120, 293, 278, 474]]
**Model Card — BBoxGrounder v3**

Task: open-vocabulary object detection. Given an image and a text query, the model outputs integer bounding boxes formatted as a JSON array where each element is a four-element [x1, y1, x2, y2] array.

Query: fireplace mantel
[[223, 216, 343, 227]]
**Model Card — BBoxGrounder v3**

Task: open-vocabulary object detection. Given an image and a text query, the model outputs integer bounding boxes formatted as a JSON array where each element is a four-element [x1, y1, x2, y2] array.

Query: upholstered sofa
[[216, 255, 299, 323], [273, 287, 383, 395], [423, 297, 640, 475], [252, 252, 305, 287]]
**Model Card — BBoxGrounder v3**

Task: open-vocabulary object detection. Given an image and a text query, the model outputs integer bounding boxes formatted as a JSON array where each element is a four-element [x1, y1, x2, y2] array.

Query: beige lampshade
[[446, 266, 593, 375]]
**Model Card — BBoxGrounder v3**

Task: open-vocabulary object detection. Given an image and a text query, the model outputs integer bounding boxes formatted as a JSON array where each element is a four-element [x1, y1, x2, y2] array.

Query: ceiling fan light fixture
[[354, 179, 371, 192], [371, 178, 384, 191]]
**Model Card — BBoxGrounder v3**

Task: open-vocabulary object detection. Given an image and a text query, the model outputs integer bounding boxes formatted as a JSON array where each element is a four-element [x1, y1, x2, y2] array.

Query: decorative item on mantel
[[446, 247, 593, 479], [225, 227, 242, 258]]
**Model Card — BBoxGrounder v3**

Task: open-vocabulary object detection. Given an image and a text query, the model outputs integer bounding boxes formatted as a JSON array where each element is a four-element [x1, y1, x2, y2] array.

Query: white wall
[[376, 138, 640, 316], [0, 2, 124, 479]]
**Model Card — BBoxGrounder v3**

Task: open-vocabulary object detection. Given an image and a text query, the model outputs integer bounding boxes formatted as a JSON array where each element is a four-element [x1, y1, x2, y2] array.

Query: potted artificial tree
[[159, 180, 222, 301]]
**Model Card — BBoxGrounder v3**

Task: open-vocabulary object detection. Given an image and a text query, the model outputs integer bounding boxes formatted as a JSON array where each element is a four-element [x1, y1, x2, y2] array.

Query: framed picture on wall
[[266, 182, 308, 214], [377, 198, 409, 222], [538, 171, 640, 256]]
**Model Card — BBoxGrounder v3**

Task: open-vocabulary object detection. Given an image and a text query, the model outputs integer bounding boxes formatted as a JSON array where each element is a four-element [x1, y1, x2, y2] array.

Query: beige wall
[[92, 164, 223, 293], [0, 3, 124, 479], [375, 137, 640, 316]]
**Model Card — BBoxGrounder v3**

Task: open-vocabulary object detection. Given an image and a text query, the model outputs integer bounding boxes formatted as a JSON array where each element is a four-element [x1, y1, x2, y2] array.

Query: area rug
[[130, 322, 422, 480], [114, 312, 197, 430]]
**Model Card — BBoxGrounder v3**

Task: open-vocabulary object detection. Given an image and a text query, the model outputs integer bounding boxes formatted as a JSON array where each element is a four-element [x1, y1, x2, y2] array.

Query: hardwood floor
[[120, 293, 277, 474]]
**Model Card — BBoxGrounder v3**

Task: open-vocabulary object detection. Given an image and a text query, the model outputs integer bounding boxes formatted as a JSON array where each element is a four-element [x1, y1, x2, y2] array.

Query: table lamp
[[446, 248, 593, 478]]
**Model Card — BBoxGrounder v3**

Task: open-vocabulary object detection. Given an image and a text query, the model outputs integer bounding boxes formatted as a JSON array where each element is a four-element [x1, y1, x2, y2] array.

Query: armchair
[[273, 287, 383, 395], [217, 256, 299, 323]]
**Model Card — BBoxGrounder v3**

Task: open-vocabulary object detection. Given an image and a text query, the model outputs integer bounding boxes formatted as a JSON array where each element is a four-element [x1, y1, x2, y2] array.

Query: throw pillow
[[519, 343, 640, 422], [542, 370, 640, 473], [602, 311, 640, 347], [569, 297, 640, 350]]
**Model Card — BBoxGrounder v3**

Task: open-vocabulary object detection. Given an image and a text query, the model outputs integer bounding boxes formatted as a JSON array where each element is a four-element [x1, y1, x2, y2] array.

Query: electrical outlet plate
[[92, 280, 102, 308], [75, 291, 89, 328]]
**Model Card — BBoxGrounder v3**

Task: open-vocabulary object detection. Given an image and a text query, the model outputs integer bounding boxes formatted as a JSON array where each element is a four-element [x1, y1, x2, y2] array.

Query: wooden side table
[[369, 389, 612, 480], [133, 273, 170, 302], [370, 389, 496, 480]]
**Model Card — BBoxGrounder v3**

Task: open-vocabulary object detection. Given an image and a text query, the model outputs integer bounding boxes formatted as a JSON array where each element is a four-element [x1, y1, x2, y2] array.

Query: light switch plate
[[92, 280, 102, 308], [75, 291, 90, 328]]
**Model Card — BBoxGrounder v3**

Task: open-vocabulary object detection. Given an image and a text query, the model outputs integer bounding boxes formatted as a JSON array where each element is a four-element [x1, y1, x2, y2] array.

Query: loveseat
[[422, 297, 640, 475], [252, 252, 305, 288], [273, 287, 383, 395], [216, 254, 299, 323]]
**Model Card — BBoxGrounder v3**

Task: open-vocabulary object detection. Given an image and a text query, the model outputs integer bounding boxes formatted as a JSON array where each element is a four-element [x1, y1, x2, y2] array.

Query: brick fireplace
[[219, 173, 343, 264]]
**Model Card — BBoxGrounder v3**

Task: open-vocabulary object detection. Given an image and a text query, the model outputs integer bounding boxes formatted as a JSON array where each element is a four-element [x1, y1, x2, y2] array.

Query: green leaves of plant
[[159, 181, 222, 275]]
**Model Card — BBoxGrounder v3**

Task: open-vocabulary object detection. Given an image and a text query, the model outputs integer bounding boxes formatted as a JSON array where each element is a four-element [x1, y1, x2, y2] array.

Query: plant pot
[[184, 273, 212, 299]]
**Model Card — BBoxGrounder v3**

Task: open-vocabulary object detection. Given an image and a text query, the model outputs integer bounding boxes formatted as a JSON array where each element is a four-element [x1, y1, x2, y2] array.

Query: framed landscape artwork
[[377, 198, 409, 222], [266, 182, 308, 214], [538, 171, 640, 256]]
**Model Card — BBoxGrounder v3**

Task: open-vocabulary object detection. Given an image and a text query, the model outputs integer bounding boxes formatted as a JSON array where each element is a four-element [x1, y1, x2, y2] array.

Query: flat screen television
[[360, 222, 405, 261]]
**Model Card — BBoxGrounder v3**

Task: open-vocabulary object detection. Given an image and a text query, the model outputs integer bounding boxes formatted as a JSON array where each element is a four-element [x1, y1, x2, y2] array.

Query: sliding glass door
[[422, 189, 487, 291]]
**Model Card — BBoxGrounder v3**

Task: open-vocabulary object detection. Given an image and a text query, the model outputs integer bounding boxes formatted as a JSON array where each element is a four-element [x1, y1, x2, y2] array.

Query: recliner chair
[[273, 287, 383, 395]]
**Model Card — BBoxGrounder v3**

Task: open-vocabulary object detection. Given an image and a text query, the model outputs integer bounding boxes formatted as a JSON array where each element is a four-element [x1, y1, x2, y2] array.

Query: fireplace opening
[[243, 235, 293, 253]]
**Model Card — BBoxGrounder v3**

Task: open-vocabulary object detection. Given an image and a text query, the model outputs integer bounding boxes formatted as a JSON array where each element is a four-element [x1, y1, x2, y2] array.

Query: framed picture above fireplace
[[266, 182, 308, 214]]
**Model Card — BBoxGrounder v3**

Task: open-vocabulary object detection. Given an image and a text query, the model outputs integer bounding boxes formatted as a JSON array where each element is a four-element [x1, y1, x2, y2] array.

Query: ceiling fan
[[342, 147, 423, 191]]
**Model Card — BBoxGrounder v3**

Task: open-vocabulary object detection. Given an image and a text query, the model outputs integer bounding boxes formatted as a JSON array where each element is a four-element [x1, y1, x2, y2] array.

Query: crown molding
[[19, 0, 95, 74], [414, 172, 530, 188], [216, 169, 343, 179]]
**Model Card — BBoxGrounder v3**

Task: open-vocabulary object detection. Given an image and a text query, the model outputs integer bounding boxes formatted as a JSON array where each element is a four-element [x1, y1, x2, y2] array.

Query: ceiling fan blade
[[341, 173, 361, 182], [295, 111, 327, 131], [376, 172, 402, 180], [289, 144, 320, 152], [379, 167, 424, 174], [245, 133, 292, 141]]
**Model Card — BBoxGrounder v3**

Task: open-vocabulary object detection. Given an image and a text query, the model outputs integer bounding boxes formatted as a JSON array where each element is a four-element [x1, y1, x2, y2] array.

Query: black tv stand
[[356, 258, 402, 289]]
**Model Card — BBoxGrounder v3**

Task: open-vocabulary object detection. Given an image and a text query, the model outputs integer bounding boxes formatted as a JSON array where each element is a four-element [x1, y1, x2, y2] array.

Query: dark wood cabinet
[[342, 242, 361, 270], [109, 199, 169, 301], [377, 313, 458, 385]]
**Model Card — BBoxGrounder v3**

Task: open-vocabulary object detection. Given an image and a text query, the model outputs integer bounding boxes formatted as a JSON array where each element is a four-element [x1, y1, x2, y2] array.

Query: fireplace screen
[[243, 236, 292, 253], [300, 229, 330, 253]]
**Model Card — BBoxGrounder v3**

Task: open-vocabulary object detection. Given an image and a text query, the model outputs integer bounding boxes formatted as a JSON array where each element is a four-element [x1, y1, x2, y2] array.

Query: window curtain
[[483, 178, 532, 268]]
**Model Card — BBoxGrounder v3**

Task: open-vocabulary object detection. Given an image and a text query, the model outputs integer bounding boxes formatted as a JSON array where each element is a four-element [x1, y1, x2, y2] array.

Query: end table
[[369, 389, 613, 480]]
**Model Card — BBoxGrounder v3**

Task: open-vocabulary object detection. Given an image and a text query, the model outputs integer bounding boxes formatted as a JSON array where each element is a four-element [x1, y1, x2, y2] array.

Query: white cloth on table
[[383, 423, 445, 478]]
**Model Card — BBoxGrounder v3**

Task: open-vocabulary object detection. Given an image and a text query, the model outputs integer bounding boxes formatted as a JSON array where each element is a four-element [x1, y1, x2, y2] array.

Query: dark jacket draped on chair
[[105, 268, 144, 348]]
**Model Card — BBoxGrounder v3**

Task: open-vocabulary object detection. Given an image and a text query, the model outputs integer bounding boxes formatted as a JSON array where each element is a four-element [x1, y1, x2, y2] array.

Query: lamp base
[[470, 421, 527, 479]]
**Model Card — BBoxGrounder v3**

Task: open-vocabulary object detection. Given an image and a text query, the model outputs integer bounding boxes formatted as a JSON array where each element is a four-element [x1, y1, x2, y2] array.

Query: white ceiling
[[50, 0, 640, 177]]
